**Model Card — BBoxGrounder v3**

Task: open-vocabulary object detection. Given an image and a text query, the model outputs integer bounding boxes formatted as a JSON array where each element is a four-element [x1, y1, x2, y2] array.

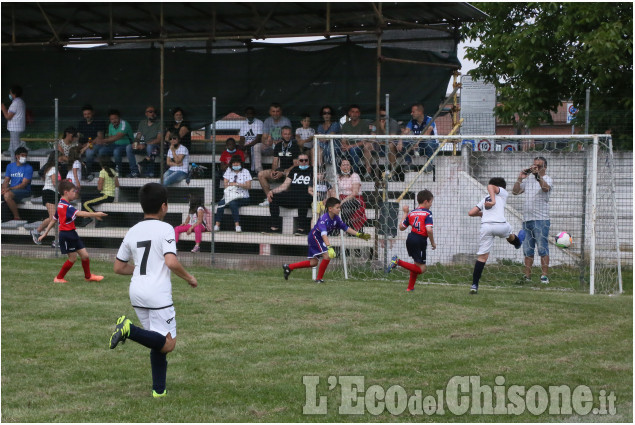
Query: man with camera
[[512, 156, 553, 284]]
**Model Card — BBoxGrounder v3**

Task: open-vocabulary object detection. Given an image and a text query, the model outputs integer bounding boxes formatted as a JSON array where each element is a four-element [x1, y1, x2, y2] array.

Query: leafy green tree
[[462, 3, 632, 148]]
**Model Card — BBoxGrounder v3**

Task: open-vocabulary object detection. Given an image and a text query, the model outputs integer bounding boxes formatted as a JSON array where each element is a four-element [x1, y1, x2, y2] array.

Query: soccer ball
[[555, 232, 572, 248]]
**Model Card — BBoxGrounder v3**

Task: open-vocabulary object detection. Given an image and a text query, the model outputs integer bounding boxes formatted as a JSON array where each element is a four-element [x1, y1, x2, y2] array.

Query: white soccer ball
[[555, 232, 572, 248]]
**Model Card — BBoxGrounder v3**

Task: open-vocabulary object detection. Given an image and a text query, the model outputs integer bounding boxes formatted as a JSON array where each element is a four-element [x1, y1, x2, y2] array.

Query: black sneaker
[[314, 279, 324, 284], [283, 264, 291, 280]]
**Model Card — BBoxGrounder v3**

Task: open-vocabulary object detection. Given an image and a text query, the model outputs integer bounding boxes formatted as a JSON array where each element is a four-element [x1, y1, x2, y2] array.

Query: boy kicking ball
[[38, 180, 107, 283], [467, 177, 524, 294], [386, 190, 437, 291], [110, 183, 198, 398], [283, 197, 371, 283]]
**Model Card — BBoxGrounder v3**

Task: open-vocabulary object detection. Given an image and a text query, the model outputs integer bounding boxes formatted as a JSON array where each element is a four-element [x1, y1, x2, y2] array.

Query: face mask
[[299, 165, 309, 170], [232, 165, 242, 171], [175, 119, 183, 124], [341, 170, 350, 175], [226, 148, 236, 154], [18, 156, 26, 164], [8, 94, 13, 101]]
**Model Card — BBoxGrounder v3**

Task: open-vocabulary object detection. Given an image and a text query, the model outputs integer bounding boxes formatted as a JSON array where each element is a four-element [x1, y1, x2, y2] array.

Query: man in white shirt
[[1, 85, 27, 158], [110, 183, 197, 398], [468, 177, 524, 294], [239, 106, 263, 172], [512, 156, 553, 284]]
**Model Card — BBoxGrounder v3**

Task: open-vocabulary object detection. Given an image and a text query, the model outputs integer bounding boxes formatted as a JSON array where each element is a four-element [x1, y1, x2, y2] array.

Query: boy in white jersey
[[110, 183, 198, 397], [467, 177, 524, 294]]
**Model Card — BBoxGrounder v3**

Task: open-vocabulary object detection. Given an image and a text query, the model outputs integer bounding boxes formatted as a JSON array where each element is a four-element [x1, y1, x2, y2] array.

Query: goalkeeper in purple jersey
[[283, 197, 371, 283]]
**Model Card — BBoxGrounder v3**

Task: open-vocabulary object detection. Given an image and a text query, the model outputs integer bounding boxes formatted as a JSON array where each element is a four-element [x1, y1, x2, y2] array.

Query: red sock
[[407, 271, 418, 291], [81, 258, 91, 279], [57, 260, 74, 279], [289, 260, 312, 271], [398, 259, 422, 274], [317, 259, 331, 280]]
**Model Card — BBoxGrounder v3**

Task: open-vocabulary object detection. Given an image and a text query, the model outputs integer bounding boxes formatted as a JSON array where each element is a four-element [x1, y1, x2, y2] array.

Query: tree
[[462, 3, 632, 148]]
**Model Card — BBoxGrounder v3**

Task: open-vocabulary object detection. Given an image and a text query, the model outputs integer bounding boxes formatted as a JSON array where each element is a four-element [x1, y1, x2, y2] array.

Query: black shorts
[[42, 189, 56, 206], [59, 230, 85, 254], [406, 232, 428, 265]]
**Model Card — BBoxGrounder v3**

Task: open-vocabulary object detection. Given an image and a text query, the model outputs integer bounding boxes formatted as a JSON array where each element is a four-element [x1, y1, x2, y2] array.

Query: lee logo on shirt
[[292, 174, 311, 185]]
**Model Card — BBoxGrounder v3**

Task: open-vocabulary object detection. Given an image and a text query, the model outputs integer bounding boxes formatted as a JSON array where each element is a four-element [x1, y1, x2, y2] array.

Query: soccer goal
[[311, 134, 631, 295]]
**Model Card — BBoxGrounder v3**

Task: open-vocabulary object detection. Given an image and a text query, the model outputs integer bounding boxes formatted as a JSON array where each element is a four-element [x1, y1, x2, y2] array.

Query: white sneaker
[[213, 225, 220, 231], [235, 226, 242, 233], [259, 199, 270, 207]]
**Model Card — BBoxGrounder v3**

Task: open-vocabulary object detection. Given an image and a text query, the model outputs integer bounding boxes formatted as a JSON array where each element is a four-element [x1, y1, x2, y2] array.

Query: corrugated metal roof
[[1, 2, 486, 47]]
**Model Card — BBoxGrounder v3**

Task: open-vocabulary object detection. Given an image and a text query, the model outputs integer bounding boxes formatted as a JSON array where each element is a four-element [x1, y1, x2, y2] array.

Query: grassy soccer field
[[1, 255, 632, 422]]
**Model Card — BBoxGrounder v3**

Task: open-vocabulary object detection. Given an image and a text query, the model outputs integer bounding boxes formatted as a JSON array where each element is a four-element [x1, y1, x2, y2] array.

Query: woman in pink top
[[330, 159, 367, 231]]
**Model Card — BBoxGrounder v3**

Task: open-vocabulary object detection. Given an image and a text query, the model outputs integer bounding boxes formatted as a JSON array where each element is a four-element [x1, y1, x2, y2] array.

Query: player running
[[109, 183, 198, 398]]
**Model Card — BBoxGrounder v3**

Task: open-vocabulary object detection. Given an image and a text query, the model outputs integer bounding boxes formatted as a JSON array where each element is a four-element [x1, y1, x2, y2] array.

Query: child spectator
[[31, 152, 59, 244], [78, 157, 119, 227], [295, 113, 315, 158], [467, 177, 525, 294], [218, 138, 245, 173], [65, 146, 83, 190], [282, 197, 370, 283], [214, 155, 251, 233], [174, 195, 209, 252], [110, 183, 198, 398], [37, 180, 107, 283], [386, 190, 437, 292]]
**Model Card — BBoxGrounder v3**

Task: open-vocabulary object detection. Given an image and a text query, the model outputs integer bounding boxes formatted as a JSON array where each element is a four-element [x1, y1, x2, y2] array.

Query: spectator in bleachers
[[175, 195, 209, 253], [162, 133, 189, 187], [402, 103, 437, 173], [65, 147, 83, 191], [86, 109, 133, 176], [266, 152, 313, 235], [1, 147, 32, 222], [127, 105, 162, 178], [164, 107, 191, 151], [31, 151, 58, 244], [316, 105, 342, 166], [295, 113, 315, 158], [341, 104, 373, 179], [78, 157, 119, 228], [77, 104, 106, 173], [57, 127, 83, 177], [214, 155, 251, 233], [257, 126, 300, 207], [239, 106, 263, 171], [252, 103, 291, 174], [219, 138, 245, 173], [329, 159, 367, 231], [371, 105, 401, 174], [1, 85, 26, 159]]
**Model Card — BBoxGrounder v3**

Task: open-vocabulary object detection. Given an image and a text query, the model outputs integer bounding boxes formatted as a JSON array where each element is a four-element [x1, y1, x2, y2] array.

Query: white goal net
[[312, 134, 630, 295]]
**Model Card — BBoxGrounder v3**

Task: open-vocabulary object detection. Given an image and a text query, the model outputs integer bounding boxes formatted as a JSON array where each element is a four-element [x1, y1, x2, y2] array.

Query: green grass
[[1, 256, 632, 422]]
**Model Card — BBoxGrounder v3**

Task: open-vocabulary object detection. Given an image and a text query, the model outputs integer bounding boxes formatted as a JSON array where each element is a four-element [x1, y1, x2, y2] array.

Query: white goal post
[[311, 133, 628, 295]]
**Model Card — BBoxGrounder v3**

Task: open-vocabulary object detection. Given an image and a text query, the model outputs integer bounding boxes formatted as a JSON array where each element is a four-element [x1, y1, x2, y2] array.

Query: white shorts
[[477, 222, 512, 255], [134, 306, 177, 338]]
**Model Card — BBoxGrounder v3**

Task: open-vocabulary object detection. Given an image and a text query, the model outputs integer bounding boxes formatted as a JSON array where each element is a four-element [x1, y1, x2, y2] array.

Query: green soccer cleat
[[152, 390, 167, 398], [109, 315, 131, 349]]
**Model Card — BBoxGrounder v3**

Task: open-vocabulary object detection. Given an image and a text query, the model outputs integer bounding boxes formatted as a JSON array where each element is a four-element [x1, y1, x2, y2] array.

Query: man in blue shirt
[[402, 103, 438, 172], [1, 146, 33, 221]]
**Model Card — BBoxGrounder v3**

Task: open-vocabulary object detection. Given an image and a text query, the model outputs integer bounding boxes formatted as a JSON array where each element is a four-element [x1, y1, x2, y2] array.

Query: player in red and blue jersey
[[283, 197, 370, 283], [38, 180, 107, 283], [386, 190, 437, 291]]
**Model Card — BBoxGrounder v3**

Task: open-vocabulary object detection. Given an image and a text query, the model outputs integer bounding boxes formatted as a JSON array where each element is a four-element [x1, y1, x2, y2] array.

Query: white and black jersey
[[477, 187, 509, 224], [116, 218, 177, 309]]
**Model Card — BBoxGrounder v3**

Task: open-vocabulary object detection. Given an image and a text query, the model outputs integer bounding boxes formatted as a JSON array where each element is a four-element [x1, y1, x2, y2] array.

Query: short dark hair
[[489, 177, 507, 189], [14, 147, 28, 157], [325, 197, 341, 210], [534, 156, 548, 168], [10, 85, 23, 97], [417, 189, 434, 204], [245, 106, 256, 114], [108, 109, 120, 117], [64, 126, 77, 137], [172, 107, 184, 116], [270, 102, 282, 109], [230, 154, 243, 165], [58, 180, 76, 196], [81, 104, 93, 112], [301, 113, 310, 120], [348, 104, 361, 112], [226, 137, 236, 145], [139, 183, 168, 214], [412, 103, 424, 111], [281, 125, 292, 132]]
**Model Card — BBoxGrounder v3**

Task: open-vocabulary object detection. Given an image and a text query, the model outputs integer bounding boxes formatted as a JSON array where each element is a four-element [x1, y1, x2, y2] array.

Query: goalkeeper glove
[[356, 232, 371, 241], [327, 246, 336, 259]]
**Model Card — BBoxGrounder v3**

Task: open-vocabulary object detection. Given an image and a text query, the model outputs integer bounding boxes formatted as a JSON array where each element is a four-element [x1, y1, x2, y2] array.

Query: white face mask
[[18, 156, 27, 164], [175, 119, 183, 124]]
